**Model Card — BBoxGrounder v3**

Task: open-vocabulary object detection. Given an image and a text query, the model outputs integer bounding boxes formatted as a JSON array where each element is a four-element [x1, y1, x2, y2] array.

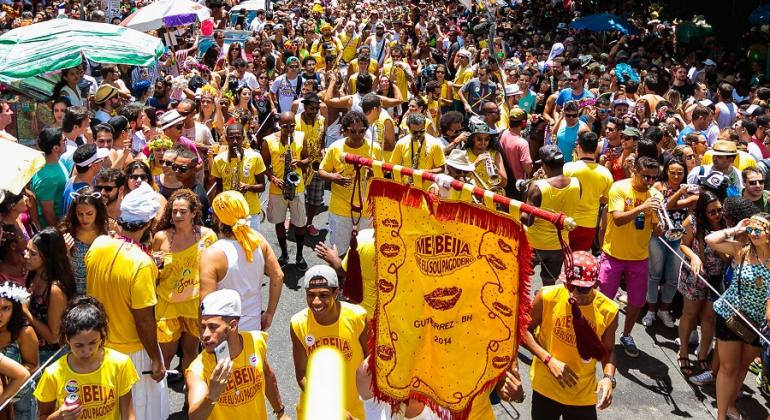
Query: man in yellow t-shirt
[[450, 49, 475, 111], [337, 22, 361, 63], [318, 110, 382, 255], [600, 156, 662, 358], [187, 289, 289, 420], [290, 265, 368, 420], [211, 123, 267, 231], [563, 132, 613, 251], [524, 251, 618, 418], [381, 46, 412, 103], [261, 112, 309, 269], [389, 113, 445, 185], [85, 182, 168, 419]]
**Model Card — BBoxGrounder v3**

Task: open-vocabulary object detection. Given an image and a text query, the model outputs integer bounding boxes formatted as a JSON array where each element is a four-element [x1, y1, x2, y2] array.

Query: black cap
[[535, 144, 564, 164]]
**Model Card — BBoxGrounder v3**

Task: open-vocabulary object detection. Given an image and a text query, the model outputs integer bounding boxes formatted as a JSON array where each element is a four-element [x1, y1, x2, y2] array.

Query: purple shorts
[[598, 252, 649, 308]]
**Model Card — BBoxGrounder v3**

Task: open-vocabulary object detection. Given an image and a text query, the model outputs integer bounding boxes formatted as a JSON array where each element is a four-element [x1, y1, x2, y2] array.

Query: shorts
[[531, 391, 597, 420], [305, 175, 325, 207], [715, 314, 761, 347], [267, 193, 307, 226], [157, 316, 199, 343], [568, 226, 596, 252], [328, 213, 371, 255], [532, 249, 564, 283], [598, 252, 648, 308]]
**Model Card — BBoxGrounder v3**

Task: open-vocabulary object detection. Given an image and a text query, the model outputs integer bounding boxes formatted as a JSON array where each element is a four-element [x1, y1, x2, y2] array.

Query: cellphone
[[214, 340, 230, 363]]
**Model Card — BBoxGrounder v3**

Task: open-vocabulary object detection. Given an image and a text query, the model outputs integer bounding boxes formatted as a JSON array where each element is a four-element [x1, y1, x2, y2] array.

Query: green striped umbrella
[[0, 16, 164, 84]]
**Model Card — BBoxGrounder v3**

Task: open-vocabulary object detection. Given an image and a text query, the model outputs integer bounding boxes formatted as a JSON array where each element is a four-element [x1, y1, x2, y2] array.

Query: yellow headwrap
[[212, 191, 260, 262]]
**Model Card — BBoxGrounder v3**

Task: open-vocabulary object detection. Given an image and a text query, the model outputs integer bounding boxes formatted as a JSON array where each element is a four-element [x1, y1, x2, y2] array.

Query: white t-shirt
[[238, 72, 259, 91], [270, 74, 300, 113]]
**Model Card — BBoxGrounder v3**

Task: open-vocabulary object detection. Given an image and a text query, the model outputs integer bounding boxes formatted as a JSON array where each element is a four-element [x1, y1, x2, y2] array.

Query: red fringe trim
[[365, 178, 535, 419]]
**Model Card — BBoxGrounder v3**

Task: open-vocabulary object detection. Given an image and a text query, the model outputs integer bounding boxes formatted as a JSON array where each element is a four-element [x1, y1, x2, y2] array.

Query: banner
[[367, 178, 532, 419]]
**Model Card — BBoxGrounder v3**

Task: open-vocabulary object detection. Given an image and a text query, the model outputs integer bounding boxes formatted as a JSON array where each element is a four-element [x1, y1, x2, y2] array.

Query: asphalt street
[[166, 191, 770, 419]]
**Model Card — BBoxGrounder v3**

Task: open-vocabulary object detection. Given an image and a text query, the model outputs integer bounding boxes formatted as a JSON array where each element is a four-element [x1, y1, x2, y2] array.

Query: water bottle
[[634, 212, 645, 230]]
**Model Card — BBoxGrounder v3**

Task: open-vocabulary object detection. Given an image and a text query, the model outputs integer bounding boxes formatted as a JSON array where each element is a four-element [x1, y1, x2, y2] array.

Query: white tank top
[[715, 102, 736, 130], [209, 238, 264, 331], [351, 93, 364, 113]]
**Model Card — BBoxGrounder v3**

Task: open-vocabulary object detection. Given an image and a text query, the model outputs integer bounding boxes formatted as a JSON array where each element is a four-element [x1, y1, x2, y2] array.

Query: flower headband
[[0, 283, 30, 305], [148, 136, 173, 151], [750, 215, 770, 231]]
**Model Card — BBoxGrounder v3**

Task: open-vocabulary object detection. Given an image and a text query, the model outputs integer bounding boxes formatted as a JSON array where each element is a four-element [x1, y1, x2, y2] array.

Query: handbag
[[725, 251, 761, 343]]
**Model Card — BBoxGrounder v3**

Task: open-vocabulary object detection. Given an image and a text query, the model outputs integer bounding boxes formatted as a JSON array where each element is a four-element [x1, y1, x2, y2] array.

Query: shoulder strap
[[736, 248, 748, 303]]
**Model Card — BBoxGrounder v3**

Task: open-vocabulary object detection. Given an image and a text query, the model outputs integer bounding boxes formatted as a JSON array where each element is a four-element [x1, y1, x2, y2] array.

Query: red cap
[[560, 251, 599, 287]]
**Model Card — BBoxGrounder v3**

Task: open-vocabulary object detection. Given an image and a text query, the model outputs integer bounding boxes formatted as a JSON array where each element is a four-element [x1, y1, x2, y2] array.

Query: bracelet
[[205, 394, 218, 406], [543, 355, 552, 366], [273, 405, 285, 416]]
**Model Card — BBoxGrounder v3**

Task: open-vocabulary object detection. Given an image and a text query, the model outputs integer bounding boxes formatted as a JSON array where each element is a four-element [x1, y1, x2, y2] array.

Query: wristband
[[543, 355, 552, 366], [273, 405, 285, 416]]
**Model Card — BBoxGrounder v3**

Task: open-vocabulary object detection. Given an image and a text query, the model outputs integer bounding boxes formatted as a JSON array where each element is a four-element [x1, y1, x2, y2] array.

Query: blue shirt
[[556, 88, 594, 107]]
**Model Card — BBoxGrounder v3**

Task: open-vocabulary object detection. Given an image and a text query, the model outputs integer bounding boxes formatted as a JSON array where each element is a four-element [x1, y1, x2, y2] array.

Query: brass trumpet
[[469, 170, 505, 196], [656, 198, 684, 241]]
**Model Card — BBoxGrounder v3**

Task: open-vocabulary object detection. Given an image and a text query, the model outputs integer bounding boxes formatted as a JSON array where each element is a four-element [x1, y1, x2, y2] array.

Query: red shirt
[[499, 130, 531, 180]]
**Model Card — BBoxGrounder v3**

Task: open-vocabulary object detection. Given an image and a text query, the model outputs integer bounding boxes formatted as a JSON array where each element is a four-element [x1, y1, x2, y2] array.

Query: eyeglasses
[[95, 185, 116, 192], [171, 164, 190, 173], [161, 159, 175, 167], [565, 113, 578, 118], [748, 180, 765, 186], [706, 207, 724, 217], [746, 226, 766, 235], [129, 174, 149, 181]]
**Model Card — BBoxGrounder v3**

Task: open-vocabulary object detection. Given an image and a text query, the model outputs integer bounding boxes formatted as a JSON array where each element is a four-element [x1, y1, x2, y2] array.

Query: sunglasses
[[95, 185, 116, 192], [178, 110, 193, 116], [258, 76, 268, 80], [565, 113, 578, 118], [706, 207, 724, 217], [567, 284, 593, 294], [435, 70, 445, 74], [172, 123, 184, 130], [129, 174, 149, 181], [161, 159, 175, 167], [748, 180, 765, 186], [411, 129, 426, 135], [685, 154, 696, 160], [69, 191, 102, 200], [281, 123, 296, 129], [171, 164, 190, 173], [746, 226, 766, 235], [641, 174, 658, 182]]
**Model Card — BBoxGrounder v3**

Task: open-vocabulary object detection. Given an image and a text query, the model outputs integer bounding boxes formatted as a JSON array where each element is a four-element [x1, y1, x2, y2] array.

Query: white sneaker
[[657, 310, 676, 328], [642, 311, 656, 327]]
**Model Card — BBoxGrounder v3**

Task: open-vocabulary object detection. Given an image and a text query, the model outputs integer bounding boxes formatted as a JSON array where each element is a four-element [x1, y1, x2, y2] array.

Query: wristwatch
[[603, 374, 616, 389]]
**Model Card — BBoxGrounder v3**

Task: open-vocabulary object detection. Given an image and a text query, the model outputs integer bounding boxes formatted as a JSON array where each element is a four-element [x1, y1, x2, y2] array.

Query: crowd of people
[[2, 0, 770, 419]]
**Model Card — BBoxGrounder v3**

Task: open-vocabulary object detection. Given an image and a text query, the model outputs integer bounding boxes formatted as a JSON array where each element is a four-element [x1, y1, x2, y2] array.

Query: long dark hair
[[59, 186, 108, 237], [26, 227, 76, 300], [124, 160, 156, 190], [0, 282, 26, 342], [694, 190, 724, 252]]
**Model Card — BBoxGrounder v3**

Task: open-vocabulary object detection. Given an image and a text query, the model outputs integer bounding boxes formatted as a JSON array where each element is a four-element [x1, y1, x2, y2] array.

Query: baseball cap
[[698, 171, 728, 192], [559, 251, 599, 287], [200, 289, 242, 317], [621, 126, 641, 138], [703, 59, 717, 67], [509, 107, 527, 121], [303, 265, 339, 289], [535, 144, 563, 164]]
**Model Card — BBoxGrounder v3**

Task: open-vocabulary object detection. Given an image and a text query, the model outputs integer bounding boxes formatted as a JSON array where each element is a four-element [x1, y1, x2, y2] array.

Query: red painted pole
[[343, 153, 575, 231]]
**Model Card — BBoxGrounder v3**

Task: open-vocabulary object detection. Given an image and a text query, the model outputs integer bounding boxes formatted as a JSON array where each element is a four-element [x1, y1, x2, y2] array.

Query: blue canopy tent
[[750, 3, 770, 25], [569, 13, 637, 35]]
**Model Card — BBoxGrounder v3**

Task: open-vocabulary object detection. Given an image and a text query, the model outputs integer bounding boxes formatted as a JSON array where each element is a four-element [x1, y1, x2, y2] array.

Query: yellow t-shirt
[[265, 132, 306, 196], [187, 331, 269, 420], [389, 135, 445, 184], [382, 59, 410, 102], [602, 178, 662, 260], [341, 230, 376, 316], [496, 103, 510, 131], [438, 80, 452, 105], [372, 110, 394, 162], [85, 236, 158, 354], [155, 230, 218, 320], [563, 160, 614, 228], [295, 113, 325, 161], [320, 138, 383, 217], [525, 178, 581, 250], [348, 58, 379, 76], [310, 36, 344, 58], [530, 286, 618, 406], [452, 65, 474, 100], [290, 302, 367, 420], [211, 149, 267, 216], [701, 149, 757, 171], [426, 99, 441, 130], [398, 114, 435, 134], [34, 348, 138, 420], [338, 33, 361, 63]]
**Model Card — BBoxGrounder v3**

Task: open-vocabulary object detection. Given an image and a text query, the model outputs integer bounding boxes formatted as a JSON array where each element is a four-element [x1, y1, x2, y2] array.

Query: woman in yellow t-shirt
[[152, 189, 217, 374], [35, 296, 138, 420], [399, 96, 439, 137]]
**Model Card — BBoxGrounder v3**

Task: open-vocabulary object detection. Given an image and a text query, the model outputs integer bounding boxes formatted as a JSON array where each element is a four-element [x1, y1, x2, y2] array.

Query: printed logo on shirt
[[218, 365, 264, 406], [304, 334, 316, 347], [307, 336, 354, 360], [65, 379, 79, 393], [249, 353, 259, 367], [552, 314, 597, 351], [74, 383, 118, 419]]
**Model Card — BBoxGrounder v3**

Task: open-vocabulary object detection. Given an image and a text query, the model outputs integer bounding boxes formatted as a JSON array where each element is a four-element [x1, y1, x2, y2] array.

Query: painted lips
[[492, 355, 511, 369], [380, 243, 400, 257], [377, 345, 394, 361], [378, 279, 394, 293], [423, 287, 462, 311]]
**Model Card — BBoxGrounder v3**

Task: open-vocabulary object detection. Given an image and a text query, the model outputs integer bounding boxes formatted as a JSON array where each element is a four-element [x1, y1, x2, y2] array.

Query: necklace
[[117, 235, 151, 257]]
